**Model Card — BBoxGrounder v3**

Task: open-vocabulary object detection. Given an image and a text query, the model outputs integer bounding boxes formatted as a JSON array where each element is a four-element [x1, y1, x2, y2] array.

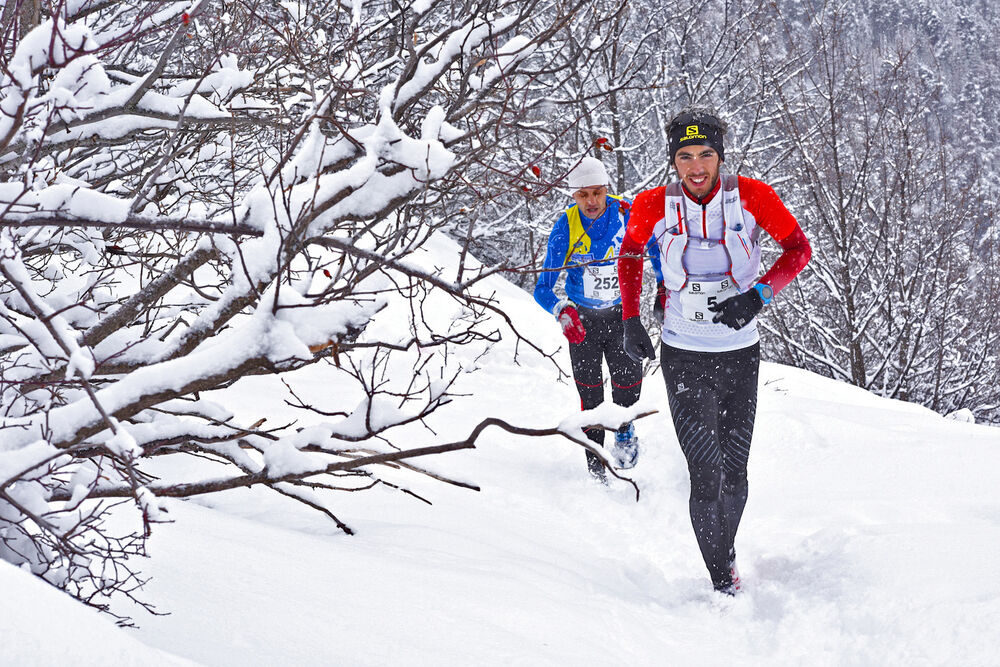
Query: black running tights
[[660, 342, 759, 587], [568, 305, 643, 469]]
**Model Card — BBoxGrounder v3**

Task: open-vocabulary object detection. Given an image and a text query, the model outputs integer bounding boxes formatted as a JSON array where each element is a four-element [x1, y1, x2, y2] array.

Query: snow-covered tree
[[758, 0, 1000, 420], [0, 0, 635, 619]]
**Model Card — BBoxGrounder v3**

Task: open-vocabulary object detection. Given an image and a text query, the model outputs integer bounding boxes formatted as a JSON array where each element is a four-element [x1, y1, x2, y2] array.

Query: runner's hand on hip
[[623, 316, 655, 362], [558, 305, 587, 344], [708, 289, 763, 330]]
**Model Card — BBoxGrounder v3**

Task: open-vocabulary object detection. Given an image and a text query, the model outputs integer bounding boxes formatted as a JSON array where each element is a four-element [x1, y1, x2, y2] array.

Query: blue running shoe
[[612, 422, 639, 469]]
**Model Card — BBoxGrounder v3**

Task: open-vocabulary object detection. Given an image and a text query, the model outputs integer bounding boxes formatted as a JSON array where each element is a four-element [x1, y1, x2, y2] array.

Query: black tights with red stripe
[[568, 305, 642, 471]]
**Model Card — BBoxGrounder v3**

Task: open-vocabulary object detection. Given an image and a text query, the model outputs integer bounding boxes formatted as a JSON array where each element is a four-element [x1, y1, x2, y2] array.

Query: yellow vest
[[564, 195, 626, 264]]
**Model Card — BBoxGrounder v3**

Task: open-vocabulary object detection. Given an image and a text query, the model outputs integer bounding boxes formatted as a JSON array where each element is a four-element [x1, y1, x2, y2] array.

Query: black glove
[[652, 281, 667, 322], [623, 316, 655, 362], [708, 289, 763, 330]]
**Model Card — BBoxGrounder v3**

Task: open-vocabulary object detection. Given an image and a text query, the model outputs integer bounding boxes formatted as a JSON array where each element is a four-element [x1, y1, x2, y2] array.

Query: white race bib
[[582, 263, 619, 302], [679, 278, 739, 322]]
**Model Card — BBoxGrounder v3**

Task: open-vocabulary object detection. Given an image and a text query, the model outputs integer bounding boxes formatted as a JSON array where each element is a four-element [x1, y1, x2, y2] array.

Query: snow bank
[[7, 232, 1000, 665], [0, 560, 191, 666]]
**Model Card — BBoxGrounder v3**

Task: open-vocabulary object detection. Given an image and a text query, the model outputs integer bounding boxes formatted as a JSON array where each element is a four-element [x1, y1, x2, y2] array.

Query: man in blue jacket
[[534, 157, 663, 483]]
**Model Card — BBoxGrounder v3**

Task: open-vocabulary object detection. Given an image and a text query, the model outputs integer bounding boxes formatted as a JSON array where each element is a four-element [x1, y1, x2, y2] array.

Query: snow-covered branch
[[0, 0, 620, 621]]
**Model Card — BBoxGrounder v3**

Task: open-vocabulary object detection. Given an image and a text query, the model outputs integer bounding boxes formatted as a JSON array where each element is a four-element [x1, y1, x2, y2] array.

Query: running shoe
[[586, 451, 608, 485], [611, 422, 639, 469], [728, 548, 742, 592]]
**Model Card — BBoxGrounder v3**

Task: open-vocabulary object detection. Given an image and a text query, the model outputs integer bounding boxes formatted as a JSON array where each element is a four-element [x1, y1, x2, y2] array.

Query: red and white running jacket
[[618, 174, 811, 352]]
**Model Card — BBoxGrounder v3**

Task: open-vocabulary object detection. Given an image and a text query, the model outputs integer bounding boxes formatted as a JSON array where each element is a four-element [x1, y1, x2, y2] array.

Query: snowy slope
[[6, 233, 1000, 666], [0, 560, 193, 665]]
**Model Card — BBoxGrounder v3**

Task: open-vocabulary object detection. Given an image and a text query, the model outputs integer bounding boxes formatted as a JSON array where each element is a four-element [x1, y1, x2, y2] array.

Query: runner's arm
[[759, 225, 810, 294], [738, 176, 811, 294], [618, 188, 663, 319], [533, 213, 571, 315], [645, 236, 664, 284]]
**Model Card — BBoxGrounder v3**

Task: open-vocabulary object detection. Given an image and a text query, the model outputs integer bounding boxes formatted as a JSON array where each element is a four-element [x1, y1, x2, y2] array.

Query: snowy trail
[[5, 235, 999, 665], [114, 346, 1000, 666]]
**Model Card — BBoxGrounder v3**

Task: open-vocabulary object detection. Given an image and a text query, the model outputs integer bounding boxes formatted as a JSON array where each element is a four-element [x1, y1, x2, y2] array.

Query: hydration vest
[[653, 174, 761, 290]]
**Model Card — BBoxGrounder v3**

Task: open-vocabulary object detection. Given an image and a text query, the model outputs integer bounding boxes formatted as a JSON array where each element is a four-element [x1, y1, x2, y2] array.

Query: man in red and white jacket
[[617, 107, 811, 596]]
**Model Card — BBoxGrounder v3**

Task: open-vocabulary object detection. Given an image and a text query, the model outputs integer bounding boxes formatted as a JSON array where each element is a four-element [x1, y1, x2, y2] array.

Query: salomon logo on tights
[[677, 382, 689, 394]]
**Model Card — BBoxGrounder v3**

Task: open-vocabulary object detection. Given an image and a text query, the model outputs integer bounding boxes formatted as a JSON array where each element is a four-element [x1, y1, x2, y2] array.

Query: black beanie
[[667, 110, 726, 164]]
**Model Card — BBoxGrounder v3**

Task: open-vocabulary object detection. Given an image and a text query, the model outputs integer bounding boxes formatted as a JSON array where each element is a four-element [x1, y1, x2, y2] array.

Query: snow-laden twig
[[52, 409, 657, 504]]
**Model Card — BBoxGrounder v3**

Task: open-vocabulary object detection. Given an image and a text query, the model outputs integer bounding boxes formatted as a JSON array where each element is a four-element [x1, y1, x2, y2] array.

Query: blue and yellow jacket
[[534, 195, 663, 314]]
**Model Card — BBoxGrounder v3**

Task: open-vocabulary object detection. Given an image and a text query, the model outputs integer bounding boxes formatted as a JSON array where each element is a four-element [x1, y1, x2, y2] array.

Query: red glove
[[558, 305, 586, 344]]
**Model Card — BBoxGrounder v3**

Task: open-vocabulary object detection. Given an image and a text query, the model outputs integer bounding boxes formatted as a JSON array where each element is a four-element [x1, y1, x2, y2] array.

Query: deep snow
[[3, 234, 999, 666]]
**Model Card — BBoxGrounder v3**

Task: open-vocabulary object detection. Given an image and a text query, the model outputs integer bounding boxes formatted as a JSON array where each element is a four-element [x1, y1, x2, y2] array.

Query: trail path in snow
[[118, 255, 1000, 665]]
